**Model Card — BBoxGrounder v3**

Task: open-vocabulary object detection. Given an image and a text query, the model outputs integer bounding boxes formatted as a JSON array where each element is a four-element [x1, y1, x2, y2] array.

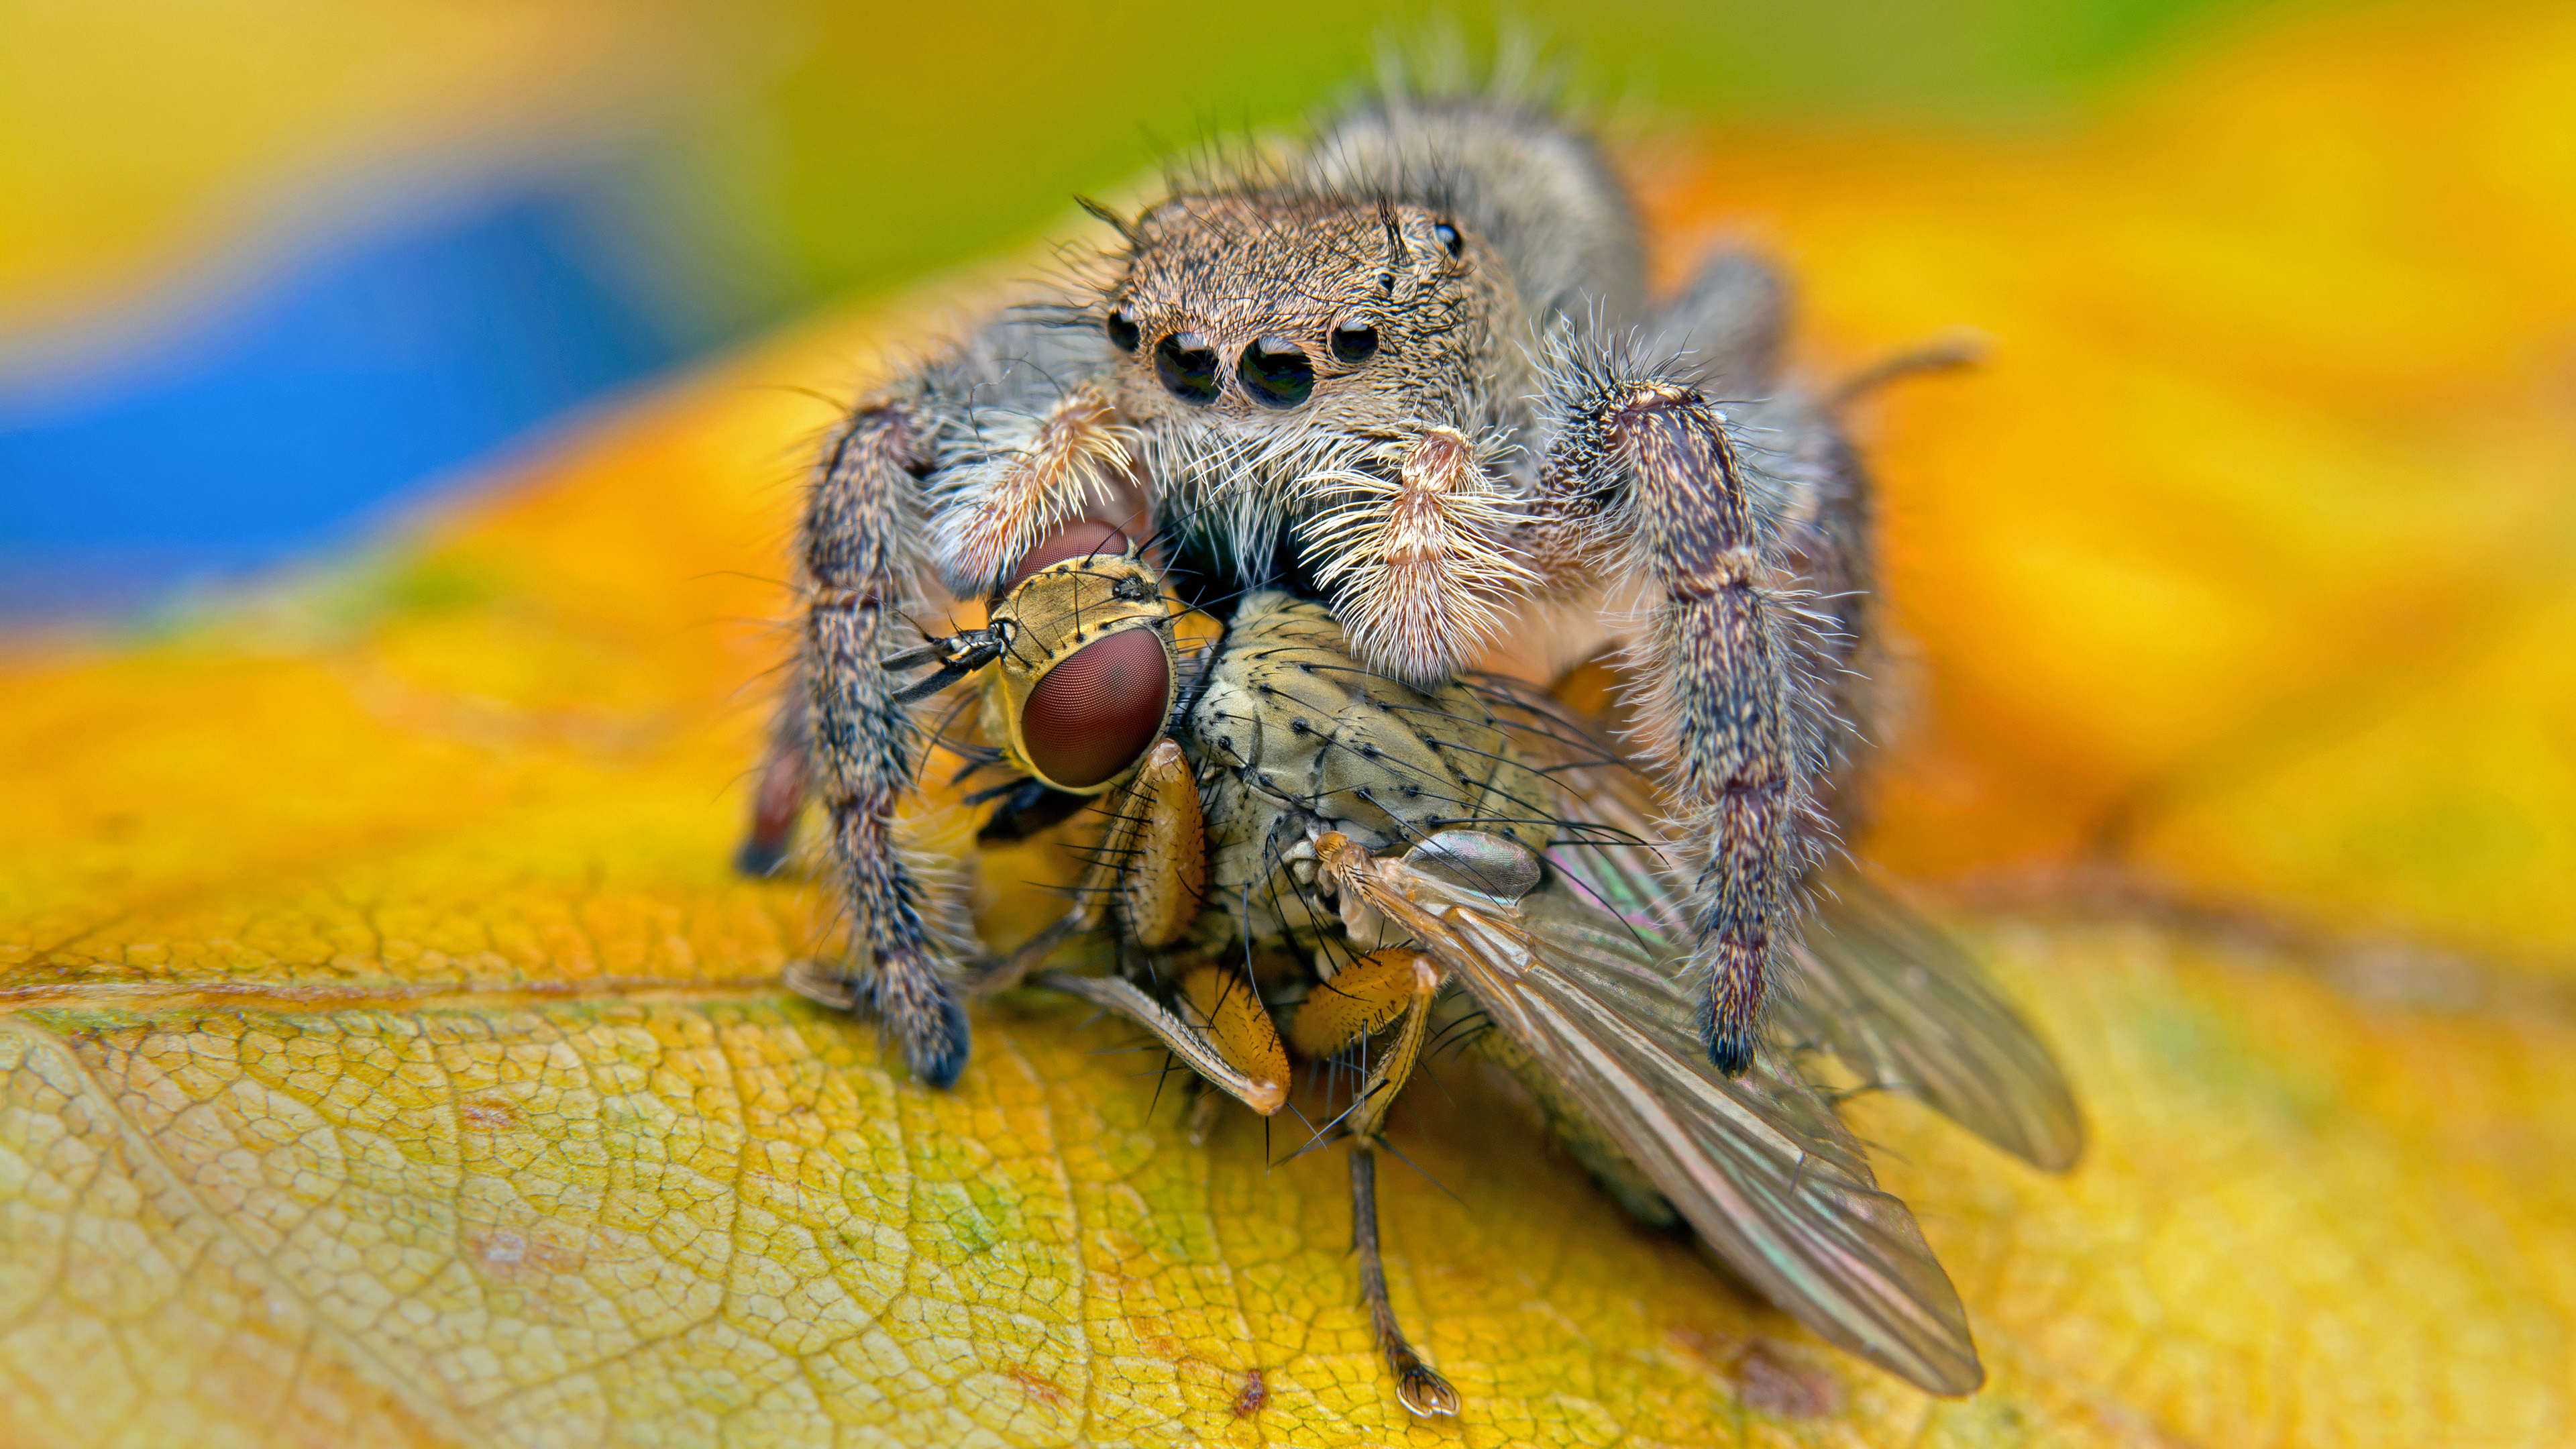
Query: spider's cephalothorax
[[744, 91, 1868, 1093]]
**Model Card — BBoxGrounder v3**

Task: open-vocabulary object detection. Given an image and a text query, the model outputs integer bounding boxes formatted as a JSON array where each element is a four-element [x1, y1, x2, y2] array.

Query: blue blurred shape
[[0, 179, 710, 621]]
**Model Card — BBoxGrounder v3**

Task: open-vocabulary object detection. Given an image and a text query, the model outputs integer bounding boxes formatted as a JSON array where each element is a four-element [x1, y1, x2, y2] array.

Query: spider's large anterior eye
[[1238, 336, 1315, 408], [1004, 520, 1130, 591], [1433, 221, 1462, 258], [1155, 332, 1220, 404], [1104, 307, 1141, 352], [1330, 321, 1379, 365], [1021, 628, 1169, 788]]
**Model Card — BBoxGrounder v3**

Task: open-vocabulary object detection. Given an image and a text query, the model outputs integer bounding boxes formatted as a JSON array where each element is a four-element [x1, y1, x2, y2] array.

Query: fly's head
[[976, 522, 1179, 796], [1098, 195, 1530, 443]]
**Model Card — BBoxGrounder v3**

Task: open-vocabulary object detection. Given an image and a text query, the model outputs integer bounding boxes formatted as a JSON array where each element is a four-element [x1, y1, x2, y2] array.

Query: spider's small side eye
[[1238, 336, 1315, 408], [1104, 307, 1141, 352], [1155, 332, 1221, 404], [1433, 222, 1462, 258], [1330, 321, 1379, 365]]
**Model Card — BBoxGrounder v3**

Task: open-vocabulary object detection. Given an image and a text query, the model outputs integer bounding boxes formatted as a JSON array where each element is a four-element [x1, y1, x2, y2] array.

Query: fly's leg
[[1114, 741, 1206, 949], [1351, 1151, 1459, 1418], [1289, 948, 1442, 1134], [1017, 740, 1283, 1112], [1042, 967, 1289, 1114], [1530, 353, 1825, 1077], [973, 739, 1203, 997], [794, 402, 977, 1087], [1292, 947, 1460, 1418]]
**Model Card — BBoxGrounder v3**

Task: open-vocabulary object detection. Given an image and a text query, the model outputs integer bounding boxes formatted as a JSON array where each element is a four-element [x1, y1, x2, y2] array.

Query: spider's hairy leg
[[1534, 358, 1814, 1078], [801, 401, 977, 1087], [930, 381, 1138, 594], [1301, 427, 1536, 689], [736, 663, 811, 877]]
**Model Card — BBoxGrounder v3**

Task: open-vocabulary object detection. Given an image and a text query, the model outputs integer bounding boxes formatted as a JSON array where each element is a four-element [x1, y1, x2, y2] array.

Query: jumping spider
[[744, 89, 1870, 1093]]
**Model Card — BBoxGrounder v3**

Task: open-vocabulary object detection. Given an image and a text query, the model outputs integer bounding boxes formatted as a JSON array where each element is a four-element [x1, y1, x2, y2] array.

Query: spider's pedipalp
[[1300, 426, 1537, 687], [929, 382, 1140, 596]]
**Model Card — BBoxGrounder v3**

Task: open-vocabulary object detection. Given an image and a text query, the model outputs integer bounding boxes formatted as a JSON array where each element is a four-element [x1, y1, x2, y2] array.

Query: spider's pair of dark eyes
[[1104, 314, 1380, 408]]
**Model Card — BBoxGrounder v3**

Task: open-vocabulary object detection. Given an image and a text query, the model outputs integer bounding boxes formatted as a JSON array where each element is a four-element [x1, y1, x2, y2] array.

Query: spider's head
[[1097, 195, 1525, 435]]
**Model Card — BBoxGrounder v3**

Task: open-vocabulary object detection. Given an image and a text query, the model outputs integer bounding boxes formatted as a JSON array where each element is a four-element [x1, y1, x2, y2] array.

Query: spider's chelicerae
[[747, 89, 1868, 1089]]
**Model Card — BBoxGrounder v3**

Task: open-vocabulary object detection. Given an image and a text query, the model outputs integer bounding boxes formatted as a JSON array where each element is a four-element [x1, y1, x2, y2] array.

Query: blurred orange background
[[6, 7, 2576, 1444]]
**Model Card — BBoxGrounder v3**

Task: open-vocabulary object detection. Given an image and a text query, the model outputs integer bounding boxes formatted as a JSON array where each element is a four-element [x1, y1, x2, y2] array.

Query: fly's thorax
[[977, 551, 1179, 795], [1181, 592, 1554, 952]]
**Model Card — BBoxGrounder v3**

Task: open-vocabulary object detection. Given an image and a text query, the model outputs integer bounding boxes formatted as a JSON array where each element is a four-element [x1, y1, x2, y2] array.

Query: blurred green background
[[0, 0, 2287, 620]]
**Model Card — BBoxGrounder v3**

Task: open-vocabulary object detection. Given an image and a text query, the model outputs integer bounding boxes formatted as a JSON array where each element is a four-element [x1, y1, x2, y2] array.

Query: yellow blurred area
[[1652, 3, 2576, 964], [4, 3, 2575, 1445]]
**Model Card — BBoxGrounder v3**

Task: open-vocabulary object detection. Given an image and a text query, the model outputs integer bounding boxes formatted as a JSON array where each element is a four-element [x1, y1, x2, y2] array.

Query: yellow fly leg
[[972, 739, 1205, 994], [1118, 740, 1205, 949], [1291, 944, 1458, 1417], [1177, 963, 1291, 1104], [1042, 969, 1287, 1114], [1290, 949, 1443, 1146]]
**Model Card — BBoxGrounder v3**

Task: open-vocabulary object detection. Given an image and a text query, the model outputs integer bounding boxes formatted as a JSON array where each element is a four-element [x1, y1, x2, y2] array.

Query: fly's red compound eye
[[1004, 520, 1130, 591], [1021, 627, 1169, 788]]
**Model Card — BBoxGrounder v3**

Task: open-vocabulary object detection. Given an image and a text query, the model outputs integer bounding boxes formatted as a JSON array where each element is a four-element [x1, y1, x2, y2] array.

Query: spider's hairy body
[[751, 89, 1872, 1087]]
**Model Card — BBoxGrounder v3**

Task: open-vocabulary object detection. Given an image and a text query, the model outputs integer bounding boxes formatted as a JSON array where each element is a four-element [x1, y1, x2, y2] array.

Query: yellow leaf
[[7, 5, 2575, 1445]]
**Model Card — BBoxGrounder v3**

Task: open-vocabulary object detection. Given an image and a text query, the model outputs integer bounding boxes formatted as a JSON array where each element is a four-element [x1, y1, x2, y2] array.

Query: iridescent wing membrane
[[1491, 678, 2084, 1174], [1318, 674, 2090, 1391], [1331, 837, 1985, 1393], [1786, 875, 2085, 1172]]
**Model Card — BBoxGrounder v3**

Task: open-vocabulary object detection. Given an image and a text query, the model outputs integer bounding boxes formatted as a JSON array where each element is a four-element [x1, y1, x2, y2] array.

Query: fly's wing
[[1785, 874, 2086, 1172], [1345, 851, 1984, 1395], [1481, 679, 2084, 1173]]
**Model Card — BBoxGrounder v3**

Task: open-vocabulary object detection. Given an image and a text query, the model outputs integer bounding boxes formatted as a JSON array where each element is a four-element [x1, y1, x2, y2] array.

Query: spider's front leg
[[1532, 357, 1826, 1076], [794, 400, 977, 1086], [751, 368, 1142, 1085]]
